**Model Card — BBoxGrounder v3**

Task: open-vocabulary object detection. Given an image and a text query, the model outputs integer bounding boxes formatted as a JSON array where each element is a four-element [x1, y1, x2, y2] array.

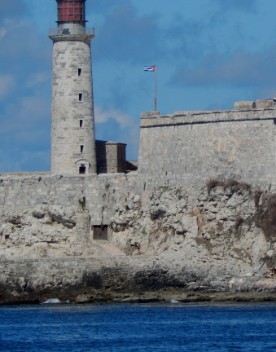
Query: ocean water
[[0, 302, 275, 351]]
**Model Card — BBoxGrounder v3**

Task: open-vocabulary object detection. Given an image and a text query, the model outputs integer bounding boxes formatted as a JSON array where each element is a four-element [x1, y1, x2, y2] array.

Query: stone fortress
[[0, 0, 275, 303]]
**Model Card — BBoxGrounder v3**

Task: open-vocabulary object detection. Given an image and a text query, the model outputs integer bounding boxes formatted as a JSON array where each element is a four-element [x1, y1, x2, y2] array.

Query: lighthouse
[[49, 0, 96, 175]]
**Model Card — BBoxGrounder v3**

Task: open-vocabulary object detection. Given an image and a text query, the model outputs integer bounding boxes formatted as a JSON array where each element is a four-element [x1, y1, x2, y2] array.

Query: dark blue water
[[0, 303, 275, 351]]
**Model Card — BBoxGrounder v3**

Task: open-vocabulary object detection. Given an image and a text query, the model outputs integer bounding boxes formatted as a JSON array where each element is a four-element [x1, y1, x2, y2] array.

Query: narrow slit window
[[80, 145, 84, 153], [78, 93, 83, 102], [80, 119, 83, 128], [78, 68, 82, 76]]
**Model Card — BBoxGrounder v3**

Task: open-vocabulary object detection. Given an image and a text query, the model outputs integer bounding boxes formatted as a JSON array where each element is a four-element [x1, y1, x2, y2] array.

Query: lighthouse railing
[[48, 28, 95, 37]]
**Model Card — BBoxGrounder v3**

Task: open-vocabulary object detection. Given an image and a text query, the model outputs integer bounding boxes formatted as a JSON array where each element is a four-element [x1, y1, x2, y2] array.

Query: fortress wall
[[0, 175, 85, 213], [138, 109, 276, 191], [0, 173, 138, 225]]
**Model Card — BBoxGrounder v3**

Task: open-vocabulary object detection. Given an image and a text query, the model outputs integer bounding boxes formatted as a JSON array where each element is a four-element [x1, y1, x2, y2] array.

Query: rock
[[32, 207, 46, 219], [202, 233, 211, 240], [133, 195, 141, 203], [0, 205, 93, 259]]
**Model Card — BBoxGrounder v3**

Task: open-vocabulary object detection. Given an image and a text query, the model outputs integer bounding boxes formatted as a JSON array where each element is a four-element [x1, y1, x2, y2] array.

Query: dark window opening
[[93, 225, 108, 240], [78, 93, 83, 102], [80, 119, 83, 128], [62, 28, 70, 35], [274, 119, 276, 125], [80, 145, 84, 153], [79, 165, 86, 174], [78, 68, 82, 76]]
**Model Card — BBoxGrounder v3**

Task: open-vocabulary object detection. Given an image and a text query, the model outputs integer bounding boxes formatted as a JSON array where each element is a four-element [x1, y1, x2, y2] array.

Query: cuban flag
[[144, 65, 156, 72]]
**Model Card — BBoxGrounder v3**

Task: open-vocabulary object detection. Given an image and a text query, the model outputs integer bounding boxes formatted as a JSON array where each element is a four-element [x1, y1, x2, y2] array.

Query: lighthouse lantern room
[[57, 0, 86, 24]]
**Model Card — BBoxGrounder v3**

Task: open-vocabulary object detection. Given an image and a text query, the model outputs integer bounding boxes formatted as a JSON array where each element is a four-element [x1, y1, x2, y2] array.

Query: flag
[[144, 65, 156, 72]]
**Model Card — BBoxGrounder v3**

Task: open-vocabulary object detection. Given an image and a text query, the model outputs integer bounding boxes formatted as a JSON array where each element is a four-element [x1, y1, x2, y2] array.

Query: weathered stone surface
[[0, 173, 137, 260], [0, 175, 274, 303], [234, 101, 255, 110], [255, 99, 275, 109], [0, 205, 92, 259], [138, 109, 276, 191], [51, 32, 96, 175], [110, 181, 276, 296]]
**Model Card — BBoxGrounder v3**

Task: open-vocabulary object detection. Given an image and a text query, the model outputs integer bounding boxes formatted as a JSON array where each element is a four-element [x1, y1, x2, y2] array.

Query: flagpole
[[154, 67, 157, 111], [144, 65, 158, 111]]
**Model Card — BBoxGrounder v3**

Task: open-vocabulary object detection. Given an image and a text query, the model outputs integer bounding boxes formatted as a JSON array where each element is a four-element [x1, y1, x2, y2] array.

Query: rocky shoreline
[[1, 284, 276, 306], [0, 255, 275, 305]]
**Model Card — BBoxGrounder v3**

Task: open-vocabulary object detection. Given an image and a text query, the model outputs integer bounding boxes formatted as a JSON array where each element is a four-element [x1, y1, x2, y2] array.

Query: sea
[[0, 302, 275, 351]]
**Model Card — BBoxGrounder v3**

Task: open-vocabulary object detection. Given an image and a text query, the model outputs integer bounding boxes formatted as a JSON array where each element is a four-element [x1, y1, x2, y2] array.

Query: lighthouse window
[[80, 119, 83, 128], [78, 93, 83, 102], [80, 145, 84, 153], [78, 68, 82, 76]]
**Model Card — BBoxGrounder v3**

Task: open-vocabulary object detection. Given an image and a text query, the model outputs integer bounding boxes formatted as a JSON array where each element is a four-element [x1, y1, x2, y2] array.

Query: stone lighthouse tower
[[49, 0, 96, 175]]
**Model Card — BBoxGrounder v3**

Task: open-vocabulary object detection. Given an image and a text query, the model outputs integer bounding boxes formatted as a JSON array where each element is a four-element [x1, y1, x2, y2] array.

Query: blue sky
[[1, 0, 276, 171]]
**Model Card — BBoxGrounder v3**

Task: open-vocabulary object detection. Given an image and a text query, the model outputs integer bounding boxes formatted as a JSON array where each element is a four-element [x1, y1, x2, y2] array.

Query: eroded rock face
[[111, 186, 195, 255], [0, 205, 93, 259], [0, 179, 275, 299], [110, 181, 276, 290]]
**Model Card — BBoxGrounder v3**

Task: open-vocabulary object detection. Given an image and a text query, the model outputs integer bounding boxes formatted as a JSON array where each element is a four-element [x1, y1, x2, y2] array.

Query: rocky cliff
[[110, 180, 276, 293], [0, 179, 275, 303]]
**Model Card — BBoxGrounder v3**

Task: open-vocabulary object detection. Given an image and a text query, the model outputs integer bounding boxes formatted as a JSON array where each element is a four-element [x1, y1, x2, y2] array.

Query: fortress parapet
[[141, 107, 276, 128], [234, 99, 276, 110]]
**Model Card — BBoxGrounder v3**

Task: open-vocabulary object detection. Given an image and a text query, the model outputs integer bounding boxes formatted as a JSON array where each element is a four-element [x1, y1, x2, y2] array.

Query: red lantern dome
[[56, 0, 86, 24]]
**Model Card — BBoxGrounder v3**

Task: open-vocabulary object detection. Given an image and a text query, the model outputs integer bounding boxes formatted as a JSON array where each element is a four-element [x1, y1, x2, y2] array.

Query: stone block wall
[[51, 39, 96, 175], [0, 173, 137, 230], [138, 109, 276, 191], [0, 173, 138, 258]]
